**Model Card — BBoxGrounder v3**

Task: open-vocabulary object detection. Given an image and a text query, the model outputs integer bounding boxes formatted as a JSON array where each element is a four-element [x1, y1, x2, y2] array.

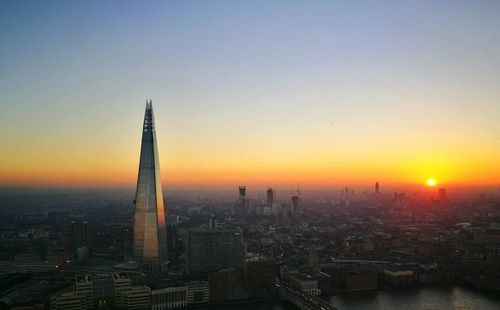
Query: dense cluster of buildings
[[1, 182, 499, 309]]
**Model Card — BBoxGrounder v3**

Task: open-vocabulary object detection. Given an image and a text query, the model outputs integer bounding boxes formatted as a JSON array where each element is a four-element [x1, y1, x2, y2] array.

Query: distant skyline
[[1, 1, 499, 188]]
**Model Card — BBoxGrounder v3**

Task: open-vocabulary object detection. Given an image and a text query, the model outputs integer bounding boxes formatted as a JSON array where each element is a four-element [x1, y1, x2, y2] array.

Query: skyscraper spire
[[133, 100, 168, 271]]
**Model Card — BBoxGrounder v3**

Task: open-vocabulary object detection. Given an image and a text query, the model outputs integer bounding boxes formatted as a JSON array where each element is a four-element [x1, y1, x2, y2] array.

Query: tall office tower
[[239, 186, 246, 198], [69, 218, 88, 250], [291, 194, 301, 216], [133, 100, 168, 271], [266, 187, 274, 209], [234, 186, 250, 215], [375, 181, 380, 194]]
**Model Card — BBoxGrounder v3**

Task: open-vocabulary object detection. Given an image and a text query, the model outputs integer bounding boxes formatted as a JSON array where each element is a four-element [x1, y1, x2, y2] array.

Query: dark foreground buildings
[[186, 230, 243, 276]]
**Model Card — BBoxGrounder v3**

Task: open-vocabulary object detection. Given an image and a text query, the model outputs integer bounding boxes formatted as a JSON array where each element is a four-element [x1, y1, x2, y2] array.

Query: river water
[[218, 285, 500, 309], [327, 285, 500, 310]]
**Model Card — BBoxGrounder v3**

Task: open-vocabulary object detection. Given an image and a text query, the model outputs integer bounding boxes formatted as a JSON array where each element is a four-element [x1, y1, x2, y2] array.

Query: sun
[[426, 179, 437, 187]]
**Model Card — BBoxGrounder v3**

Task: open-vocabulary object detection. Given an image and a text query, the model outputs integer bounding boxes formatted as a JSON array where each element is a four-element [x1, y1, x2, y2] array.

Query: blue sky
[[1, 1, 499, 187]]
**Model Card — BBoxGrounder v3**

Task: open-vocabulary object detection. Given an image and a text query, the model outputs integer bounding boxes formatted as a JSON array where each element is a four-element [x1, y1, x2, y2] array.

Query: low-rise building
[[123, 286, 151, 310], [112, 273, 132, 308], [290, 274, 321, 296], [345, 271, 378, 291], [74, 275, 92, 310], [383, 269, 416, 286], [187, 281, 209, 304], [151, 286, 187, 310], [50, 291, 86, 310], [242, 258, 276, 299]]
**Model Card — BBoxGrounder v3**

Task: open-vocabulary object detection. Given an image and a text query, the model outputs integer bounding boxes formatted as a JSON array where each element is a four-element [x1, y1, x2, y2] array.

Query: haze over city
[[1, 1, 499, 189]]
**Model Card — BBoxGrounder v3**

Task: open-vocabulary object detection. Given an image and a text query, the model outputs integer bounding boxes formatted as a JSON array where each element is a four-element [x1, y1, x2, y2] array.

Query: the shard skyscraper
[[133, 100, 168, 270]]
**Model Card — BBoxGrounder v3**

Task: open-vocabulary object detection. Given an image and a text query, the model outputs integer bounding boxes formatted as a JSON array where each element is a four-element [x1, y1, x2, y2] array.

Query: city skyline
[[1, 1, 499, 188], [1, 2, 500, 310]]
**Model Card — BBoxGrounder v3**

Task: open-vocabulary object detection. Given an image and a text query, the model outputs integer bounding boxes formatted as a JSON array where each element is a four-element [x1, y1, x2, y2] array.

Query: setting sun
[[426, 179, 437, 187]]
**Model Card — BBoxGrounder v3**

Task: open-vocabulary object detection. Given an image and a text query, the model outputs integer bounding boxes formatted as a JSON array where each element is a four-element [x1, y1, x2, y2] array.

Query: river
[[214, 285, 500, 309], [327, 285, 500, 310]]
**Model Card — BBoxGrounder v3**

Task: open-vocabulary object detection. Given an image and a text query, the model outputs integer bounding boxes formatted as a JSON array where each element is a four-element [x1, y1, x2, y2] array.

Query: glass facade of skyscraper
[[133, 101, 168, 264]]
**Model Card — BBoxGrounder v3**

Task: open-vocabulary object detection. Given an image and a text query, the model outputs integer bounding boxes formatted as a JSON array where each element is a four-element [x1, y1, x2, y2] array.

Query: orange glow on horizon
[[1, 159, 499, 188], [1, 129, 499, 188]]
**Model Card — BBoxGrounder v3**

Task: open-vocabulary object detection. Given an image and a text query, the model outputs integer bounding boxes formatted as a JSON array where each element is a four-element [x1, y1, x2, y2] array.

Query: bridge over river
[[276, 279, 338, 310]]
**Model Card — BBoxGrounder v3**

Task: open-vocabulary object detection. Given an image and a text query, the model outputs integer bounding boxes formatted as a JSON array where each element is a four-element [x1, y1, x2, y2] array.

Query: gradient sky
[[1, 1, 499, 188]]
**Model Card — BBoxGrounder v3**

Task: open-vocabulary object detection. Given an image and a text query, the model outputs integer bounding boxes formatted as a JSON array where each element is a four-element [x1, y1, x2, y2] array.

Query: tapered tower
[[133, 100, 168, 270]]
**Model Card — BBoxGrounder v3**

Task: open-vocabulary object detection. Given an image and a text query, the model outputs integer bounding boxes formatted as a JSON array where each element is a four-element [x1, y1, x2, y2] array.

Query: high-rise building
[[266, 188, 274, 209], [234, 186, 250, 215], [133, 100, 168, 271], [375, 181, 380, 194], [69, 218, 88, 251], [239, 186, 246, 198], [187, 230, 243, 276], [291, 194, 301, 216]]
